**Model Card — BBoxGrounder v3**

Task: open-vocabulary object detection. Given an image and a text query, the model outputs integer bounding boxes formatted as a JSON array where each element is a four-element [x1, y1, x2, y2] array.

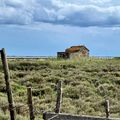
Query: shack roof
[[65, 45, 89, 53]]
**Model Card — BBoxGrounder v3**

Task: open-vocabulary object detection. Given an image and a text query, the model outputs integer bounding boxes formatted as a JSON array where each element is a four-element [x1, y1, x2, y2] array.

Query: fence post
[[105, 100, 110, 118], [27, 87, 35, 120], [55, 81, 62, 113], [0, 48, 16, 120]]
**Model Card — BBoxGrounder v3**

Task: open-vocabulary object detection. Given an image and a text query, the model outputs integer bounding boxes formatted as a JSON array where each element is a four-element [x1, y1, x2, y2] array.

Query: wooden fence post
[[27, 87, 35, 120], [0, 48, 16, 120], [55, 81, 62, 113], [105, 100, 110, 118]]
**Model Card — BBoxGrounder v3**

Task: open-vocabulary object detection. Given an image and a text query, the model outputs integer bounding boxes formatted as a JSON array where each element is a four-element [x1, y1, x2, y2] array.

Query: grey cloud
[[0, 0, 120, 27]]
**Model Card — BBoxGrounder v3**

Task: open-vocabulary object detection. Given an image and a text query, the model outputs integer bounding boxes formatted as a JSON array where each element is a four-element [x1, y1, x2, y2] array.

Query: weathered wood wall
[[43, 112, 120, 120]]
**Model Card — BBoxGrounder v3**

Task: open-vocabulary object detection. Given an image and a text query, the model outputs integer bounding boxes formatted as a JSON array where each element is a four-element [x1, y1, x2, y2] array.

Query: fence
[[0, 48, 120, 120], [7, 56, 56, 59], [6, 56, 120, 60]]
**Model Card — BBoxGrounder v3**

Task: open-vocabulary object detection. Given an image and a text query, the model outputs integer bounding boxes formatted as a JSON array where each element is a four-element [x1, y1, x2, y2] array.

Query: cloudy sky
[[0, 0, 120, 56]]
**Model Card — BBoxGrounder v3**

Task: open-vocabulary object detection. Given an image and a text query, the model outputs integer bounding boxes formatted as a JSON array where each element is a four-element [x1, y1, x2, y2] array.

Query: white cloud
[[90, 0, 111, 4], [0, 0, 120, 27]]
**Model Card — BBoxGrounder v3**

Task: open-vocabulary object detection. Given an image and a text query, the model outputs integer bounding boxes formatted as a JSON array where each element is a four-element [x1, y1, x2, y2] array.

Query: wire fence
[[6, 56, 120, 60], [0, 83, 120, 120], [1, 86, 120, 120]]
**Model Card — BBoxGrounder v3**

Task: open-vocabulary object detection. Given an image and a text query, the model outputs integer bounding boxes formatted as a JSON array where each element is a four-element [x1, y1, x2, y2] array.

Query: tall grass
[[0, 58, 120, 119]]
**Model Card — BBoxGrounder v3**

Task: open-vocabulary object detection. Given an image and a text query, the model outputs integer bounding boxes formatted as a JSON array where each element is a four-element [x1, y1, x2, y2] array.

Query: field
[[0, 58, 120, 120]]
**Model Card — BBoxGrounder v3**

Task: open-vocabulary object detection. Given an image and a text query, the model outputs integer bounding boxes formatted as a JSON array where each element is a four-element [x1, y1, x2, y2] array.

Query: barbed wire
[[1, 88, 120, 119]]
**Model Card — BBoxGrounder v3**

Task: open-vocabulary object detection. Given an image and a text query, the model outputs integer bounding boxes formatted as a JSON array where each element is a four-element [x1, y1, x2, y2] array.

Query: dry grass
[[0, 58, 120, 119]]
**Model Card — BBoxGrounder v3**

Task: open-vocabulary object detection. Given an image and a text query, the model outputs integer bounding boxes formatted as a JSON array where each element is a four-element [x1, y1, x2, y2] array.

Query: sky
[[0, 0, 120, 56]]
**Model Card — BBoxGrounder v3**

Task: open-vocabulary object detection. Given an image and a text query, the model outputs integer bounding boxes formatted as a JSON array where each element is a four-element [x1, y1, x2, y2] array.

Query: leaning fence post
[[55, 80, 62, 113], [0, 48, 16, 120], [105, 100, 110, 118], [27, 87, 35, 120]]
